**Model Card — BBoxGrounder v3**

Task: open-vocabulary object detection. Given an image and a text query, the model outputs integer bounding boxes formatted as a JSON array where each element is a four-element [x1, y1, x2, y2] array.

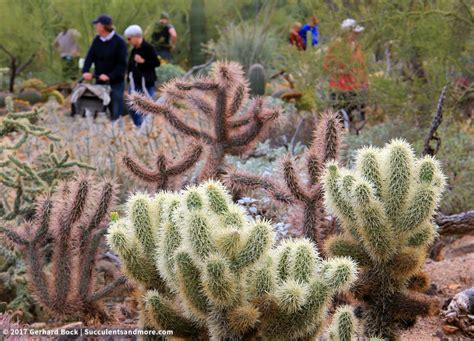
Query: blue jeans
[[128, 84, 156, 127], [109, 81, 125, 121]]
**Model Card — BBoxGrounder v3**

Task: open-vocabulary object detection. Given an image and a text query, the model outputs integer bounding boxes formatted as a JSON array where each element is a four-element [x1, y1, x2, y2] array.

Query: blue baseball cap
[[92, 14, 113, 26]]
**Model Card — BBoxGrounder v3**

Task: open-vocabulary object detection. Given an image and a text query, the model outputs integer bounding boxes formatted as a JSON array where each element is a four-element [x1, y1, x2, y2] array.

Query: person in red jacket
[[289, 22, 305, 50], [324, 18, 368, 122]]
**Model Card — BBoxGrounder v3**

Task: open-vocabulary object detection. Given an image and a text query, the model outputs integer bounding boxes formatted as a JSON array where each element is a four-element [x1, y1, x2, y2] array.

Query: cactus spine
[[128, 61, 281, 181], [248, 63, 266, 96], [322, 139, 446, 340], [108, 181, 358, 339], [225, 111, 342, 248]]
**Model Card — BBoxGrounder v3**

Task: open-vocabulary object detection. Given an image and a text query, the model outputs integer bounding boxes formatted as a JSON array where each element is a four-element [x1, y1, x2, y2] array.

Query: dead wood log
[[436, 210, 474, 236]]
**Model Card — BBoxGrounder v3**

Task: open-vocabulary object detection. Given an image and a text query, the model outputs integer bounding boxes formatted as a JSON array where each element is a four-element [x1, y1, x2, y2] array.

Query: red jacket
[[324, 39, 368, 92], [289, 31, 305, 50]]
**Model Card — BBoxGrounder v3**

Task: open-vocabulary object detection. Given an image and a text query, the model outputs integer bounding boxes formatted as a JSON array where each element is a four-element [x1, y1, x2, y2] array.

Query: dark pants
[[157, 49, 172, 62], [109, 81, 125, 121], [128, 83, 155, 127]]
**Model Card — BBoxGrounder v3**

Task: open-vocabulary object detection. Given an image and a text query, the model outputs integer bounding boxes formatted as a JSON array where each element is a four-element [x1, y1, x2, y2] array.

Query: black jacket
[[82, 33, 128, 84], [128, 40, 160, 88]]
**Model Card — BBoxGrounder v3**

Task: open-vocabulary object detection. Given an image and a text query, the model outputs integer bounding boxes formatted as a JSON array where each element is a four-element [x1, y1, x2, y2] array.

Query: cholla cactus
[[225, 111, 342, 247], [0, 97, 94, 221], [322, 139, 446, 340], [1, 176, 126, 321], [127, 61, 281, 181], [108, 181, 358, 339], [120, 142, 203, 191]]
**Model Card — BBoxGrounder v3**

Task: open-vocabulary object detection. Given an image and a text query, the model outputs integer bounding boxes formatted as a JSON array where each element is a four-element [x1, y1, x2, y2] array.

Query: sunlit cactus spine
[[225, 111, 342, 248], [322, 139, 446, 340], [108, 180, 358, 339]]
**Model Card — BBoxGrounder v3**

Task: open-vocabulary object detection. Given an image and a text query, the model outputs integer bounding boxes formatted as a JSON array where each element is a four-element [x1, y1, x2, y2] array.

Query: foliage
[[108, 180, 358, 339], [155, 64, 186, 85], [323, 139, 446, 339], [1, 176, 126, 321], [225, 111, 342, 247], [0, 97, 93, 221], [206, 21, 279, 72], [128, 61, 281, 183]]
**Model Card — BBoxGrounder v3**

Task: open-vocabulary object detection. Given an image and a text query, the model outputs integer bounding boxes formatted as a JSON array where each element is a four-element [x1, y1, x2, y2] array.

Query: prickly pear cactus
[[323, 139, 446, 340], [108, 181, 358, 339]]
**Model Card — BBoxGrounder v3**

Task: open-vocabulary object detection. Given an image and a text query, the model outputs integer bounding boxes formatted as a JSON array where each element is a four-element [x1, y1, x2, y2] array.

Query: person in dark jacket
[[82, 14, 128, 122], [124, 24, 160, 127], [150, 12, 177, 62]]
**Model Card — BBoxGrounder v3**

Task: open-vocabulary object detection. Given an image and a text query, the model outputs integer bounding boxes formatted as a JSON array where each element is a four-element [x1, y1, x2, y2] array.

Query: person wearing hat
[[124, 24, 160, 127], [82, 14, 128, 121], [323, 18, 368, 123], [150, 12, 177, 62]]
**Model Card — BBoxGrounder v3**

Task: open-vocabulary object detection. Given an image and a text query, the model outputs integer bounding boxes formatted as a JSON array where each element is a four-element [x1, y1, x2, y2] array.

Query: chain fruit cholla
[[107, 181, 358, 340], [323, 139, 446, 340]]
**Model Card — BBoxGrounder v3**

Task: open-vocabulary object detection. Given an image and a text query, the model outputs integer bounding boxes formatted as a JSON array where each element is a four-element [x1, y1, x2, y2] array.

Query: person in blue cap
[[82, 14, 128, 122]]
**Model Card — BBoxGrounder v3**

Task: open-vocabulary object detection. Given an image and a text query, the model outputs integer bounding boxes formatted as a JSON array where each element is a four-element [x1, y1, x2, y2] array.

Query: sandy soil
[[400, 250, 474, 340]]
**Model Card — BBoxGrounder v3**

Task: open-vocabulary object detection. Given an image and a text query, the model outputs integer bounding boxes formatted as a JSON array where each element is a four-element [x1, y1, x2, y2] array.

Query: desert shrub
[[206, 22, 279, 72], [108, 180, 358, 339], [155, 64, 186, 85]]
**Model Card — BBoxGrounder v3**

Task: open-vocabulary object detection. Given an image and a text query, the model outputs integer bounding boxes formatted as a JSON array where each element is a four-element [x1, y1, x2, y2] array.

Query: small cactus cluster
[[108, 181, 358, 339], [322, 139, 446, 340], [0, 97, 93, 221], [127, 61, 281, 183], [1, 176, 126, 321], [225, 111, 342, 248]]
